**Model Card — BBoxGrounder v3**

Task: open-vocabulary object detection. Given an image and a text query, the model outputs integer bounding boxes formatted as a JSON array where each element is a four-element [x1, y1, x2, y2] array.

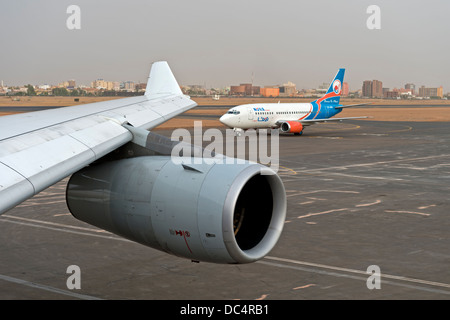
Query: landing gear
[[233, 128, 243, 136], [294, 131, 304, 136]]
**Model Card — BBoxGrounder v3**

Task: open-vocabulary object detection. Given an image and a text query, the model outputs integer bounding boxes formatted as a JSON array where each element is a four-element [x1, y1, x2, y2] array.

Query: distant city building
[[279, 81, 296, 97], [342, 82, 349, 96], [124, 81, 135, 92], [91, 79, 122, 91], [230, 83, 260, 96], [362, 80, 372, 97], [405, 83, 415, 95], [91, 79, 107, 89], [135, 83, 146, 92], [317, 82, 329, 93], [419, 86, 443, 98], [260, 87, 279, 97], [362, 80, 383, 98], [372, 80, 383, 98]]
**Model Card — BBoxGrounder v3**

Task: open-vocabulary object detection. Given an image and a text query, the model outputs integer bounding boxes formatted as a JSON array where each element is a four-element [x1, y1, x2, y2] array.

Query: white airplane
[[220, 68, 369, 135], [0, 61, 286, 264]]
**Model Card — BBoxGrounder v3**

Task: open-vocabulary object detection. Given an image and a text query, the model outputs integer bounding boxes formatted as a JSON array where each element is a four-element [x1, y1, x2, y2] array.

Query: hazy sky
[[1, 0, 449, 91]]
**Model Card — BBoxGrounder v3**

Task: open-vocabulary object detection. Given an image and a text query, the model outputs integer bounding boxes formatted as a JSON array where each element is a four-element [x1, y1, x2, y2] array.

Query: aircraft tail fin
[[312, 68, 345, 106], [145, 61, 183, 98]]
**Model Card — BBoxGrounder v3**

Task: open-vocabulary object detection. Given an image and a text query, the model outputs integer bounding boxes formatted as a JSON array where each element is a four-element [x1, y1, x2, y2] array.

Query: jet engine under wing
[[0, 61, 197, 215]]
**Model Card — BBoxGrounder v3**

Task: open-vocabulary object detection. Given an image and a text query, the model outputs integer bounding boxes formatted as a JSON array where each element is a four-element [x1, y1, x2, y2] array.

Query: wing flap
[[0, 164, 35, 214], [113, 95, 196, 130]]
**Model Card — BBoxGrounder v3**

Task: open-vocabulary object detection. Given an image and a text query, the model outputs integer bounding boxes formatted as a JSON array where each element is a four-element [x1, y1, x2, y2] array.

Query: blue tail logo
[[308, 68, 345, 120]]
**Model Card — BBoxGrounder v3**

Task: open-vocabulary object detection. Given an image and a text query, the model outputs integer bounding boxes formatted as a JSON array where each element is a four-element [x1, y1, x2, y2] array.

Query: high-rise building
[[342, 82, 349, 96], [405, 83, 415, 95], [362, 80, 383, 98], [362, 80, 372, 97], [372, 80, 383, 98]]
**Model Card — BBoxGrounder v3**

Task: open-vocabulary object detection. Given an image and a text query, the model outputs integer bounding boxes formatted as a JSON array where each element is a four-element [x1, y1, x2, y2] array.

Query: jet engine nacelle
[[66, 156, 286, 264], [280, 121, 303, 134]]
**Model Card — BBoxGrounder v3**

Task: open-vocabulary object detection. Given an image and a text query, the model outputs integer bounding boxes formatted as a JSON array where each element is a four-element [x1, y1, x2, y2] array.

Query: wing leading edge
[[0, 61, 197, 215]]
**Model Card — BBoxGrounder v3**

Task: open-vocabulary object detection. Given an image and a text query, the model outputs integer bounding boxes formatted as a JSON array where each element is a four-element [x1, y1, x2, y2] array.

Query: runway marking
[[3, 212, 450, 297], [297, 208, 348, 219], [308, 136, 343, 140], [261, 256, 450, 295], [320, 172, 404, 181], [305, 197, 327, 201], [1, 214, 107, 233], [355, 200, 381, 207], [384, 210, 430, 217], [289, 190, 360, 197], [418, 204, 436, 210], [279, 165, 297, 175], [283, 154, 450, 173], [0, 274, 102, 300], [293, 284, 316, 290], [386, 125, 413, 133], [0, 216, 130, 241]]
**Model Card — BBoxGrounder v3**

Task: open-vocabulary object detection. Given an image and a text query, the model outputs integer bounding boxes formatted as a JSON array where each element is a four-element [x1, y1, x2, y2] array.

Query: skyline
[[1, 1, 449, 90], [1, 76, 445, 96]]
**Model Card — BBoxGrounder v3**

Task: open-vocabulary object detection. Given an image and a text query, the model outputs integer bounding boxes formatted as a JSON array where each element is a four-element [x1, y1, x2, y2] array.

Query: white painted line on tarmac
[[0, 274, 102, 300], [2, 213, 450, 297], [262, 256, 450, 295]]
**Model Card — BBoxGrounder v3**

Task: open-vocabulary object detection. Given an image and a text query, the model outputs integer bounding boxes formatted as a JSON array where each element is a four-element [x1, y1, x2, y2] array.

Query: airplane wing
[[0, 61, 197, 215], [299, 116, 369, 126], [276, 116, 369, 127], [334, 102, 374, 109]]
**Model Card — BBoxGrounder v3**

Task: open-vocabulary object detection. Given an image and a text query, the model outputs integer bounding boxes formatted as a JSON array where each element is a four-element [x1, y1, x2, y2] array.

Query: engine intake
[[66, 156, 286, 264], [280, 121, 303, 133]]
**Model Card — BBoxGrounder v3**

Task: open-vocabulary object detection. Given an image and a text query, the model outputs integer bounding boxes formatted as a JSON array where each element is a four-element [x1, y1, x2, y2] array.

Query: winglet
[[145, 61, 183, 97]]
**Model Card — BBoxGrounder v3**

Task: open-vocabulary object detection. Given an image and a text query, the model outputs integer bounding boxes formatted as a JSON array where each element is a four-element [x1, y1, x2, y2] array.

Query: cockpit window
[[227, 110, 240, 115]]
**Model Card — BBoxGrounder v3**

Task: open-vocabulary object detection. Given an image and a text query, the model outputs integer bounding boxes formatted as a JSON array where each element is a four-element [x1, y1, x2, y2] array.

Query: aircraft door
[[247, 107, 254, 120]]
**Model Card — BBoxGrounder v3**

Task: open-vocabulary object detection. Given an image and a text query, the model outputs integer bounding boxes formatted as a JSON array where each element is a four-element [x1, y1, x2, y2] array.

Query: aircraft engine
[[280, 121, 303, 134], [66, 156, 286, 264]]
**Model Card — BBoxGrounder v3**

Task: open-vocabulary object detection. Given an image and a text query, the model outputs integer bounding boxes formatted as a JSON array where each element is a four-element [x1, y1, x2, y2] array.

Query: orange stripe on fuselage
[[312, 91, 339, 120]]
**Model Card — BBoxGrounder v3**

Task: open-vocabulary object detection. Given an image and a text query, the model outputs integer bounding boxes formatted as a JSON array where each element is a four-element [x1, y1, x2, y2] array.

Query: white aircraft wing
[[0, 61, 197, 215]]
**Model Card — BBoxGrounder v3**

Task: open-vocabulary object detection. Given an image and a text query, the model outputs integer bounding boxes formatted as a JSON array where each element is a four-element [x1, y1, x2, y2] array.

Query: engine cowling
[[66, 156, 286, 264], [280, 121, 303, 133]]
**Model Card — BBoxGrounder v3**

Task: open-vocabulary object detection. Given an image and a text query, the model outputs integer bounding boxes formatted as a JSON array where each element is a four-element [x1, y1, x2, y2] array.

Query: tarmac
[[0, 117, 450, 300]]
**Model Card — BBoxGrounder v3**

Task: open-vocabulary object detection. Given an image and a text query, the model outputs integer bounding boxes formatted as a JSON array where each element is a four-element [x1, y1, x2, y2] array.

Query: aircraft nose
[[220, 114, 230, 127]]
